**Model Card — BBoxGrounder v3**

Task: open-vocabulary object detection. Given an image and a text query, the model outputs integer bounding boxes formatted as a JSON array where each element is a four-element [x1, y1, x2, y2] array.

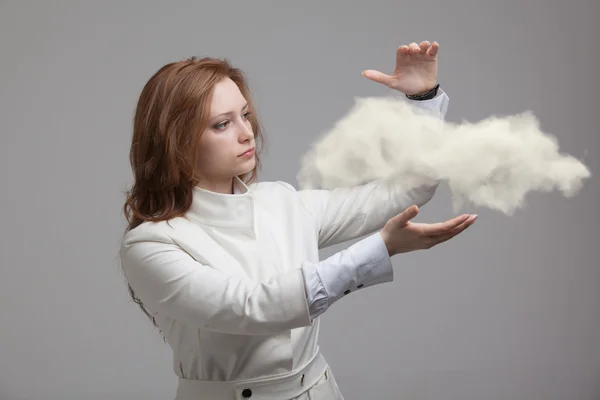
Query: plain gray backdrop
[[1, 1, 598, 399]]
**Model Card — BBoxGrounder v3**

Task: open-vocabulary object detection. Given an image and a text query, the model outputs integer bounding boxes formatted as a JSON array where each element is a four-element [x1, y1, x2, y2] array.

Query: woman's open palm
[[380, 205, 477, 256]]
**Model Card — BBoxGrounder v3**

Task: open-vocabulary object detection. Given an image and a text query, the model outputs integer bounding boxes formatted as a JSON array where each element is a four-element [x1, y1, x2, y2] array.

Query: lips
[[239, 147, 255, 157]]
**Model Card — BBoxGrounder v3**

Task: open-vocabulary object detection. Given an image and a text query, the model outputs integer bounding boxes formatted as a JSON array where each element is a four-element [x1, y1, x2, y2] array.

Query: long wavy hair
[[122, 57, 266, 327]]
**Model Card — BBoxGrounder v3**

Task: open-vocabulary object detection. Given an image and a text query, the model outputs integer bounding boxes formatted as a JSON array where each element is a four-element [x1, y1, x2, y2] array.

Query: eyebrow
[[210, 103, 249, 120]]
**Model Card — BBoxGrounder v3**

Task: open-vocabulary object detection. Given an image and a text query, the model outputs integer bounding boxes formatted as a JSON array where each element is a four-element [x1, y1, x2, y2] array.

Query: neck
[[195, 177, 235, 194]]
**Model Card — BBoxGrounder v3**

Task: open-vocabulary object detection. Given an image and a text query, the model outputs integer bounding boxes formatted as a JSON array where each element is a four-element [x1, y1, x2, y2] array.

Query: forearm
[[294, 88, 449, 249], [121, 232, 393, 335], [302, 231, 393, 319]]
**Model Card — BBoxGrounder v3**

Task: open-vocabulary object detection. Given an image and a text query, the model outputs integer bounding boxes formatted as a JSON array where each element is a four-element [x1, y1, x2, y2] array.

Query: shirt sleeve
[[405, 87, 449, 120], [120, 226, 391, 335], [301, 231, 392, 319]]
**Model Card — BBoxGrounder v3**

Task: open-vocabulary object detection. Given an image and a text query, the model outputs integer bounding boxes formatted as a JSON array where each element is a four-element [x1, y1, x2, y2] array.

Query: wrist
[[406, 83, 440, 101], [379, 231, 394, 257]]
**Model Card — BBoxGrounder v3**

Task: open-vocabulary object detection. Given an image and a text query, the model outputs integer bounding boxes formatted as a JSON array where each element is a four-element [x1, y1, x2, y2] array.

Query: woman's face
[[196, 78, 256, 192]]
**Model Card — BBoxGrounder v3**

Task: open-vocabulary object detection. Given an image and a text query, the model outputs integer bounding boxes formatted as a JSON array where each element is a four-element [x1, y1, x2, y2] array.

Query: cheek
[[197, 135, 235, 168], [196, 136, 219, 168]]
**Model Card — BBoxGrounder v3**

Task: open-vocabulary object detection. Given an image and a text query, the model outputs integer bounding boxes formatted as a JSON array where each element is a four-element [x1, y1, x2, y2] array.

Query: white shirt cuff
[[301, 232, 393, 319]]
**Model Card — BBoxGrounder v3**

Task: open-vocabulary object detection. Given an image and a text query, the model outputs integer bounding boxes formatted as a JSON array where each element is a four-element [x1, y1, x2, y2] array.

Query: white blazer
[[119, 91, 450, 384]]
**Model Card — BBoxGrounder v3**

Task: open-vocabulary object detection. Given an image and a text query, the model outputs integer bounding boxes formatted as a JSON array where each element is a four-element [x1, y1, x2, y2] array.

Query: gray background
[[1, 1, 598, 399]]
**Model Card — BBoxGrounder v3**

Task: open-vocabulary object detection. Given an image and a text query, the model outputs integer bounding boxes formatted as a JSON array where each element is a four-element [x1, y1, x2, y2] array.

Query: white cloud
[[297, 96, 591, 215]]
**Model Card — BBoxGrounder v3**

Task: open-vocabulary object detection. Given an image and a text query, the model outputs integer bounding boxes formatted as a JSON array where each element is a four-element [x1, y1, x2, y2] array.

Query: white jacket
[[119, 91, 449, 384]]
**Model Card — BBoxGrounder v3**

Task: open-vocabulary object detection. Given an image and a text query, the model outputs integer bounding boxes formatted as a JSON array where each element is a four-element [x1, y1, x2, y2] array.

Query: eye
[[214, 120, 230, 130], [242, 111, 252, 120]]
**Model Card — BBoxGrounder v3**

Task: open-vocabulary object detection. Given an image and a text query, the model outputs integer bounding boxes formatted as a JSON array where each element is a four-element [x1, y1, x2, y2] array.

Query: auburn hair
[[122, 57, 266, 327]]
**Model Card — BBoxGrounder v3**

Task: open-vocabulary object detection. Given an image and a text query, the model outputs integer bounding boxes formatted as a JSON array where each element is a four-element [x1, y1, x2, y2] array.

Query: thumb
[[362, 69, 394, 86], [393, 205, 419, 226]]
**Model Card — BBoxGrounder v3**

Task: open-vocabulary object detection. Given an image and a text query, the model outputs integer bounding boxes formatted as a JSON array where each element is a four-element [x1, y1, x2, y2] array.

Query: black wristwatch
[[405, 83, 440, 101]]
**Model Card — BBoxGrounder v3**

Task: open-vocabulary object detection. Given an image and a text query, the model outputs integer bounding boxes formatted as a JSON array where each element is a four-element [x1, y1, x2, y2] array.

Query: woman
[[120, 41, 477, 400]]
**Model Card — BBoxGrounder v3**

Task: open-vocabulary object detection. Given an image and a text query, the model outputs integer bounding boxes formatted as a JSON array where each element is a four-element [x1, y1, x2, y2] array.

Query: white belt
[[175, 352, 328, 400]]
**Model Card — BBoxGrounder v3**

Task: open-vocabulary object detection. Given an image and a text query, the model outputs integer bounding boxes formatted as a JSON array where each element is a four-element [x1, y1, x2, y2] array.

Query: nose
[[238, 120, 254, 142]]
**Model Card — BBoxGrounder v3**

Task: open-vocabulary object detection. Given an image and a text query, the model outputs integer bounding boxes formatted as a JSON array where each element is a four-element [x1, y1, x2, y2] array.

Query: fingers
[[362, 69, 394, 86], [438, 214, 477, 238], [400, 42, 421, 55], [399, 41, 439, 56], [427, 41, 439, 56], [409, 42, 421, 53], [427, 214, 477, 247], [397, 43, 420, 56], [418, 41, 431, 53], [422, 214, 473, 236]]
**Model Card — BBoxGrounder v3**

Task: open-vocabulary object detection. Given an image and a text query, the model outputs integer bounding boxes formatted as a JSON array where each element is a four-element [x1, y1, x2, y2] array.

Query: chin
[[237, 160, 256, 175]]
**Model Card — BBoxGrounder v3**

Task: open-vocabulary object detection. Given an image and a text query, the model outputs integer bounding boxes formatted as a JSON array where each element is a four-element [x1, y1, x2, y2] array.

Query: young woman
[[120, 41, 477, 400]]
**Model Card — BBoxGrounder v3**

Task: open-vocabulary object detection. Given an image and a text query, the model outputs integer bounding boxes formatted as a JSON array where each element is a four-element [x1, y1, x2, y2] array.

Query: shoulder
[[120, 217, 193, 254], [122, 220, 172, 244], [118, 217, 203, 274], [249, 180, 302, 203], [253, 180, 298, 193]]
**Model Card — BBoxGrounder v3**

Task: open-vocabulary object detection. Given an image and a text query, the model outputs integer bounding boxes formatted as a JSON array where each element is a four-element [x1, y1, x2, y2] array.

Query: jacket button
[[344, 289, 351, 295], [242, 388, 252, 398]]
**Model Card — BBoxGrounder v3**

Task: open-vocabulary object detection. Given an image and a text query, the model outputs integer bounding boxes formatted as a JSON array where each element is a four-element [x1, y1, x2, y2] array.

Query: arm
[[302, 231, 393, 319], [120, 228, 392, 335], [298, 40, 451, 316], [293, 88, 449, 249], [294, 40, 448, 248], [301, 201, 476, 320]]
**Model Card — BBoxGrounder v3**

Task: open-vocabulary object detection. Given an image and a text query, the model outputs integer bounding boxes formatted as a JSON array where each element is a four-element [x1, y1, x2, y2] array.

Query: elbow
[[200, 303, 312, 336], [154, 295, 308, 337], [233, 285, 312, 335], [162, 277, 312, 336]]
